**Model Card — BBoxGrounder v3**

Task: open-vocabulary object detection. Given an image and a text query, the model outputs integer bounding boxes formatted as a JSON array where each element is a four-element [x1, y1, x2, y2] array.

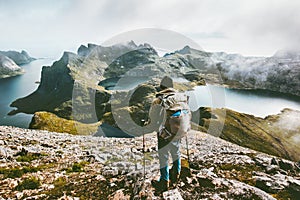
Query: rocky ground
[[0, 126, 299, 199]]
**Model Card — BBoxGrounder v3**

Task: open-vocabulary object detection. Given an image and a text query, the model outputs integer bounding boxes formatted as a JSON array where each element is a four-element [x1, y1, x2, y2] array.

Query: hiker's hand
[[143, 120, 150, 126]]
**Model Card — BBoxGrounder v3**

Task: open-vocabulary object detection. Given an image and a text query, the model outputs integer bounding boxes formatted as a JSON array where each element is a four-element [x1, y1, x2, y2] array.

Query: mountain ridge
[[165, 46, 300, 96], [0, 50, 35, 79], [0, 50, 35, 65]]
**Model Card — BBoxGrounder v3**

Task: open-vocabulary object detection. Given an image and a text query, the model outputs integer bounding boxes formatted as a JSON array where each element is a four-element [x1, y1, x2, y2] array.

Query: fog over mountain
[[1, 0, 300, 57], [165, 46, 300, 96]]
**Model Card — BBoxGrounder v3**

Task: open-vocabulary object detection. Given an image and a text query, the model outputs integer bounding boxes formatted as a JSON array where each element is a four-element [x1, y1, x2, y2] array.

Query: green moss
[[15, 177, 40, 191]]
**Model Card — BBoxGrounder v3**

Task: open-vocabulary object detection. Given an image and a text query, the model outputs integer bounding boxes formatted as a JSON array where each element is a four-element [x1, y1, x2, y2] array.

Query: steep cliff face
[[0, 50, 35, 65], [0, 126, 299, 199], [0, 53, 24, 79], [9, 52, 75, 116], [9, 42, 185, 119]]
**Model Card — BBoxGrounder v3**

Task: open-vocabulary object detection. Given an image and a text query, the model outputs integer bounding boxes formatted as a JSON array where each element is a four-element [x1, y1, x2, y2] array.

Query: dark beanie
[[160, 76, 173, 89]]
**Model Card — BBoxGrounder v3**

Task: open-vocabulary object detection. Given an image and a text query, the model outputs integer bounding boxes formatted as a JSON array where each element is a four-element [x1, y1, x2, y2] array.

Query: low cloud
[[0, 0, 300, 57]]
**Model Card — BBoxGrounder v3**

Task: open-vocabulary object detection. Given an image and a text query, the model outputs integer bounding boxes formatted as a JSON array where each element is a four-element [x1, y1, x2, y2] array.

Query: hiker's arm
[[145, 98, 164, 131]]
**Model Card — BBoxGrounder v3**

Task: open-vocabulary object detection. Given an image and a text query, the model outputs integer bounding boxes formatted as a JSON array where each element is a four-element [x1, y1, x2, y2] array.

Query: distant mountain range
[[0, 50, 35, 65], [9, 41, 300, 116], [166, 45, 300, 96], [7, 42, 300, 163], [0, 50, 35, 79]]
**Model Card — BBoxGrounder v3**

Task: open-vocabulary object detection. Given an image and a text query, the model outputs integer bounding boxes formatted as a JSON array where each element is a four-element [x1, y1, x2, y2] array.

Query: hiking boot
[[151, 179, 169, 193], [169, 168, 180, 186]]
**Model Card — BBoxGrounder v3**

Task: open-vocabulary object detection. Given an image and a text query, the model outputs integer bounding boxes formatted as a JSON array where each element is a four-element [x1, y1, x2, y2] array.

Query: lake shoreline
[[1, 58, 300, 128]]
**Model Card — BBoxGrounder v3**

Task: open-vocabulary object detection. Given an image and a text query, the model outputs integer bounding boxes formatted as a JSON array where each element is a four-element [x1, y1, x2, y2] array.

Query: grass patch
[[16, 154, 40, 162], [0, 166, 41, 178], [53, 177, 67, 187], [66, 161, 89, 173], [15, 177, 40, 191], [30, 111, 100, 135], [45, 177, 71, 199], [15, 148, 47, 162]]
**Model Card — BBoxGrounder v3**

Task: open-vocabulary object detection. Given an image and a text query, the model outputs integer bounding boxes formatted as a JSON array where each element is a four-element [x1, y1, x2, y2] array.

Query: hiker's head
[[160, 76, 173, 90]]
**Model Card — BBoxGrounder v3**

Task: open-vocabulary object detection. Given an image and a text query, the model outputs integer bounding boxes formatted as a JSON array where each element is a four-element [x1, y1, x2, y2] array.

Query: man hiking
[[149, 76, 191, 193]]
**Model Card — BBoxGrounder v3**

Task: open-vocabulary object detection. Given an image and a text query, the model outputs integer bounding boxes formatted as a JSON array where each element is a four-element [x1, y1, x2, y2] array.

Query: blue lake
[[186, 85, 300, 117], [0, 58, 300, 128], [0, 58, 55, 128]]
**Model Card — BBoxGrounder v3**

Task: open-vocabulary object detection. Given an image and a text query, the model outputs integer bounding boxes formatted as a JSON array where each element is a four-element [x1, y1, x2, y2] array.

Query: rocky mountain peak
[[77, 45, 89, 56], [61, 51, 76, 63], [178, 45, 192, 54], [127, 40, 138, 48], [137, 43, 158, 55], [171, 45, 212, 59], [87, 43, 98, 49]]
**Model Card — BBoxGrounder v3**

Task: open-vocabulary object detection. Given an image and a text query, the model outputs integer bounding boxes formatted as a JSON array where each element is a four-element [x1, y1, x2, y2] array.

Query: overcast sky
[[1, 0, 300, 58]]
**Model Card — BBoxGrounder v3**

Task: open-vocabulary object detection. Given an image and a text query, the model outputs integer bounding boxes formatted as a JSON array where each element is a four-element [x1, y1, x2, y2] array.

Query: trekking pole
[[141, 119, 146, 181], [185, 135, 190, 166]]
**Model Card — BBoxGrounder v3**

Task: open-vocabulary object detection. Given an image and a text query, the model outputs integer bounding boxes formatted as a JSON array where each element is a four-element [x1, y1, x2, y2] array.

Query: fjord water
[[186, 85, 300, 117], [0, 58, 54, 128], [107, 77, 300, 118], [0, 58, 300, 128]]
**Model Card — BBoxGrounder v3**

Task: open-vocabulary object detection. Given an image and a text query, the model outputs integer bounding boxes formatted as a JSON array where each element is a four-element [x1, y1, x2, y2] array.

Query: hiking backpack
[[157, 89, 191, 140]]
